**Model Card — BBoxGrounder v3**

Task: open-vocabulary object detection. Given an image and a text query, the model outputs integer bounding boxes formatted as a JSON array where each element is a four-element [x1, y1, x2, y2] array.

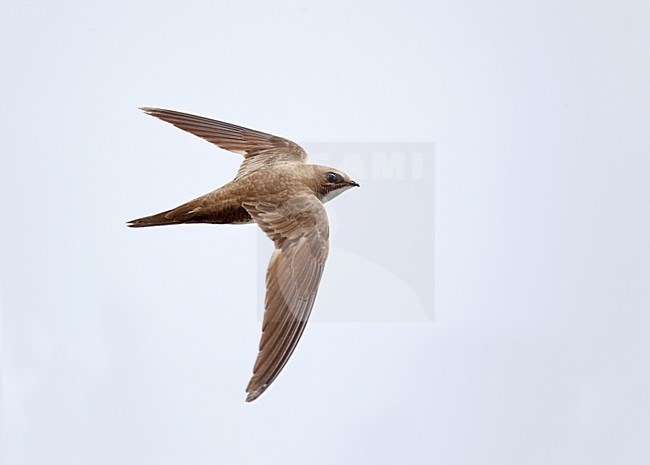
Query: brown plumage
[[129, 108, 359, 402]]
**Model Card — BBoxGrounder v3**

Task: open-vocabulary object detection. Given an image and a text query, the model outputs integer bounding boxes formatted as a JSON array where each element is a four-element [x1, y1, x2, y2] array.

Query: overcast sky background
[[2, 1, 650, 464]]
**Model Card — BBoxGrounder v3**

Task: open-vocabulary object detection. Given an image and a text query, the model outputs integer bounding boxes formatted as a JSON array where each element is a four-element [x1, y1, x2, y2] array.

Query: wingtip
[[245, 383, 268, 402]]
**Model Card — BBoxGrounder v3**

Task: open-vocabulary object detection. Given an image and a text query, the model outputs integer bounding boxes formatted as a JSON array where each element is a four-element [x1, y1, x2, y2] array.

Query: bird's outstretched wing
[[242, 194, 329, 402], [140, 107, 307, 178]]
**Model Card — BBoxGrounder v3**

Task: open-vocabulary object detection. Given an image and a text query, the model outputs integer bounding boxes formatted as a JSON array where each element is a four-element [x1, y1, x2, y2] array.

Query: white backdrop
[[2, 1, 649, 464]]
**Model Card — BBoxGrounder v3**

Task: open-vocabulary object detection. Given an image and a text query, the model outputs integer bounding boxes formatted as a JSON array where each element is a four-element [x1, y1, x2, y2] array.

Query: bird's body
[[129, 108, 358, 401]]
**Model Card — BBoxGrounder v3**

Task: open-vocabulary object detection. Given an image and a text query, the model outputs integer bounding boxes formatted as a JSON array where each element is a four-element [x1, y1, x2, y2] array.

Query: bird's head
[[310, 165, 360, 203]]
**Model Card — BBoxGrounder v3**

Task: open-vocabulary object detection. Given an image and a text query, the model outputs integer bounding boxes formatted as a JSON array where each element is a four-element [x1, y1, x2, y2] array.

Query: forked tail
[[128, 196, 252, 228], [127, 208, 184, 227]]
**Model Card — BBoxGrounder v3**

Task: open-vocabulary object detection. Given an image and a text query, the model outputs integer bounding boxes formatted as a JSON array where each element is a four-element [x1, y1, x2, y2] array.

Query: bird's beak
[[349, 180, 360, 187]]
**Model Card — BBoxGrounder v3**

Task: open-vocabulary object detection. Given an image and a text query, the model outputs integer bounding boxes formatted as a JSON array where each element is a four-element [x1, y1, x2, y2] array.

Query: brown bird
[[128, 108, 359, 402]]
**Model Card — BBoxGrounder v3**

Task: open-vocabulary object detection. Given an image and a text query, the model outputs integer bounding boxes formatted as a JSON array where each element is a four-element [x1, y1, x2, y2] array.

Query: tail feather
[[128, 212, 174, 227], [128, 201, 201, 227], [128, 197, 252, 228]]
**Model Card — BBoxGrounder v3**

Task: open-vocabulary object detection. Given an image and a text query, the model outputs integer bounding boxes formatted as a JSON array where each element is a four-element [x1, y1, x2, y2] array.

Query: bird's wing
[[140, 107, 307, 178], [242, 194, 329, 402]]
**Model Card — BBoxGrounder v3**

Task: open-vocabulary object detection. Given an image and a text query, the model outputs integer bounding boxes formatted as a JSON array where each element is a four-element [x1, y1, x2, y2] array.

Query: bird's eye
[[325, 172, 343, 183]]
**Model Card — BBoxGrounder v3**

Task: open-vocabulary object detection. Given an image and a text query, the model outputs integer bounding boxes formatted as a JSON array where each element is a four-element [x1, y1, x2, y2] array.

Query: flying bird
[[128, 108, 359, 402]]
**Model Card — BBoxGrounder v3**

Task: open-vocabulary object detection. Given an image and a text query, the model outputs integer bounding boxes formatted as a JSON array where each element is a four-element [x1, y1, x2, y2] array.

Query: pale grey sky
[[2, 1, 649, 464]]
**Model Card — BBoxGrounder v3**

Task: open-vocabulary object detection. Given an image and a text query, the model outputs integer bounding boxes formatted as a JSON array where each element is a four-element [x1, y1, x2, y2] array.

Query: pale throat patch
[[321, 185, 353, 203]]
